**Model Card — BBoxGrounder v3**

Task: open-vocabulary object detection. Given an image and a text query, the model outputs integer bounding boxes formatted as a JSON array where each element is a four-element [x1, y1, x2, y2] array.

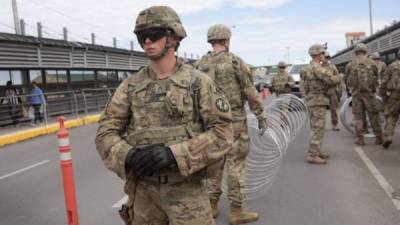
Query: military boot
[[229, 205, 259, 225], [319, 152, 330, 159], [210, 199, 219, 218], [355, 136, 365, 146], [382, 136, 392, 149], [306, 155, 327, 164], [375, 135, 383, 145], [332, 125, 340, 131]]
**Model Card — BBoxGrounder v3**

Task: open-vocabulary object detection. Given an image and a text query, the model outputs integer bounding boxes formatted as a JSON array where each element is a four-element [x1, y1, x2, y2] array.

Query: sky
[[0, 0, 399, 66]]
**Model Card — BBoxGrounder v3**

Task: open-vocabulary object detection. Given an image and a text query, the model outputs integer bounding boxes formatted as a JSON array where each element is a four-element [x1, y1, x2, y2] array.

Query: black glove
[[132, 144, 177, 177], [257, 115, 268, 136]]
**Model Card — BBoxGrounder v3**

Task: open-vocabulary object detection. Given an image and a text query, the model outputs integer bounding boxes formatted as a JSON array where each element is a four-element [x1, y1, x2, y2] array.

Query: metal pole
[[37, 22, 42, 38], [63, 27, 68, 41], [130, 41, 134, 51], [113, 37, 117, 48], [286, 47, 291, 64], [91, 33, 95, 45], [369, 0, 373, 35], [20, 19, 25, 35], [12, 0, 21, 34]]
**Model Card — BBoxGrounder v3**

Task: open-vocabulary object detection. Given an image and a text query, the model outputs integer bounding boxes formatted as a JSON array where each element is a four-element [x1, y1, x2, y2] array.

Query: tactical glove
[[257, 115, 268, 136], [133, 144, 177, 177]]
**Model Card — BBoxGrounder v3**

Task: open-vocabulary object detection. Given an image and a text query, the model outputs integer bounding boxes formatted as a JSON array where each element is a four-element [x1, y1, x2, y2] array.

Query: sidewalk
[[0, 114, 100, 148]]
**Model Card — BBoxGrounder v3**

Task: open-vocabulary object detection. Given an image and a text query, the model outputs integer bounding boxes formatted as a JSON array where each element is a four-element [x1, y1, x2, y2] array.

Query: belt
[[140, 170, 206, 184]]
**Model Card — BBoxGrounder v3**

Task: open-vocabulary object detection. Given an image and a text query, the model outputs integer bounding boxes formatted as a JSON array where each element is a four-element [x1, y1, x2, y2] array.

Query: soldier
[[370, 52, 387, 85], [271, 61, 295, 96], [303, 44, 341, 164], [344, 43, 382, 146], [380, 49, 400, 148], [322, 52, 342, 131], [95, 6, 234, 225], [195, 24, 267, 225]]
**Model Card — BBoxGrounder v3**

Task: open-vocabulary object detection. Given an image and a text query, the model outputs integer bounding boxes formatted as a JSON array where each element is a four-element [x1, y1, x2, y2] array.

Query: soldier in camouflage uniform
[[195, 24, 267, 225], [371, 52, 387, 85], [271, 61, 294, 126], [380, 49, 400, 149], [95, 6, 234, 225], [271, 61, 295, 95], [323, 52, 342, 131], [344, 43, 382, 146], [304, 44, 341, 164]]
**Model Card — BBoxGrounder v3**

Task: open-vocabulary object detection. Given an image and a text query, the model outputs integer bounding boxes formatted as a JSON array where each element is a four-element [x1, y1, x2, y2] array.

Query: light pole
[[12, 0, 21, 34], [368, 0, 373, 35]]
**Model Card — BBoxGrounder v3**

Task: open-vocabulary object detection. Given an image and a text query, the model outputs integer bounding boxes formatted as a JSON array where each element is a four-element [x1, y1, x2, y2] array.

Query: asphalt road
[[0, 120, 399, 225]]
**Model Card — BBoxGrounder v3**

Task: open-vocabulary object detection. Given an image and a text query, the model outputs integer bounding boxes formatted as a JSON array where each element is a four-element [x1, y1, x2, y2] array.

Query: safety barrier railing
[[0, 88, 116, 127]]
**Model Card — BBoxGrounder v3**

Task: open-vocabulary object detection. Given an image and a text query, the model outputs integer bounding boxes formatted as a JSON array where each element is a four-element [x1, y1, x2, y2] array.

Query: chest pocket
[[165, 78, 194, 123], [356, 63, 371, 91], [388, 65, 400, 91], [274, 76, 288, 92]]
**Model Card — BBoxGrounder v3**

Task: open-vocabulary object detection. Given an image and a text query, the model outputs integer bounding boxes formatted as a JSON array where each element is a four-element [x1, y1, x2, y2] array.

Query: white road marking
[[0, 160, 51, 180], [354, 147, 400, 210], [112, 195, 128, 209]]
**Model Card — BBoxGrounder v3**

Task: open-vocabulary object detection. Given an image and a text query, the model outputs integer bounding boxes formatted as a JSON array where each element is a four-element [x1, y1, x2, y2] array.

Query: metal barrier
[[0, 88, 115, 126]]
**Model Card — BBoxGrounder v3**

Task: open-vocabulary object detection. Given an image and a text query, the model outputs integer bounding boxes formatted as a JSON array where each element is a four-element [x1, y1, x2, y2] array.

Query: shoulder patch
[[215, 98, 230, 112]]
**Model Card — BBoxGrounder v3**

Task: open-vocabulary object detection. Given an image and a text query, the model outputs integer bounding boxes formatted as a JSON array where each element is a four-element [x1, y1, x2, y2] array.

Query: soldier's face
[[138, 29, 168, 56]]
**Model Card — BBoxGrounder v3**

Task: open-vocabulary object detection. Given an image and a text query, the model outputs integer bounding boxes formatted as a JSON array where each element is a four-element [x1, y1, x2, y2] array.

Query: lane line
[[112, 195, 128, 209], [354, 147, 400, 210], [0, 160, 51, 180]]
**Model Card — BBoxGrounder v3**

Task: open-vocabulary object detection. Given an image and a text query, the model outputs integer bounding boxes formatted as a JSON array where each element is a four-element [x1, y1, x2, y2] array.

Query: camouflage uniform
[[380, 53, 400, 148], [271, 62, 294, 126], [371, 52, 387, 85], [345, 44, 382, 145], [323, 62, 341, 128], [95, 6, 233, 225], [195, 24, 266, 224], [271, 63, 295, 96], [304, 62, 340, 158]]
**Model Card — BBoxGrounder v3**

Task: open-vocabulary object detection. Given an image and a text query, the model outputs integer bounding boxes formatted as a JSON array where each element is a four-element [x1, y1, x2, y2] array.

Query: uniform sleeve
[[169, 74, 234, 177], [313, 64, 340, 86], [344, 63, 351, 87], [371, 62, 380, 91], [379, 64, 392, 95], [95, 79, 133, 179], [234, 57, 264, 116]]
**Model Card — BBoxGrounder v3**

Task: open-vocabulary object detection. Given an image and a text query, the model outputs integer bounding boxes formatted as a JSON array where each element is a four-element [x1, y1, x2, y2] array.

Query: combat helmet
[[207, 24, 232, 43], [308, 44, 325, 56], [134, 6, 186, 39], [354, 43, 368, 53], [370, 52, 380, 59], [277, 61, 286, 68]]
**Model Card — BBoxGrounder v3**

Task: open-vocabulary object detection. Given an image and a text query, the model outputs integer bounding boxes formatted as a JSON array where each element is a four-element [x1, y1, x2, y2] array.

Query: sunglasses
[[137, 29, 167, 44]]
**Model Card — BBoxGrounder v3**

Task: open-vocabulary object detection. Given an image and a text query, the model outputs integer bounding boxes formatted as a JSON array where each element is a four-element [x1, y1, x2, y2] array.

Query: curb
[[0, 114, 100, 148]]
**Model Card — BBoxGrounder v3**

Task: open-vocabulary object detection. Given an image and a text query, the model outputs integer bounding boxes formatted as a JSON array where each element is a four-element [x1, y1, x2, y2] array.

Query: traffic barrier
[[57, 116, 80, 225]]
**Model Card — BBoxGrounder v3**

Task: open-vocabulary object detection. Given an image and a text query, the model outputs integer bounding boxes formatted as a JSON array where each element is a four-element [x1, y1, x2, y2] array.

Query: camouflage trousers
[[307, 106, 327, 156], [352, 93, 382, 137], [383, 95, 400, 142], [125, 179, 214, 225], [329, 94, 339, 126], [207, 119, 249, 207]]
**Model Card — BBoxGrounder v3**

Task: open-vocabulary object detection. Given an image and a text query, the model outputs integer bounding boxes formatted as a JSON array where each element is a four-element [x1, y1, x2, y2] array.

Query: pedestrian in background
[[1, 81, 21, 126], [30, 81, 44, 124]]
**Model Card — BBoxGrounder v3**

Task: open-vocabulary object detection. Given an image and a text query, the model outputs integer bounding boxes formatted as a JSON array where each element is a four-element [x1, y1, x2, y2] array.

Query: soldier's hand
[[133, 144, 177, 176], [257, 115, 268, 136]]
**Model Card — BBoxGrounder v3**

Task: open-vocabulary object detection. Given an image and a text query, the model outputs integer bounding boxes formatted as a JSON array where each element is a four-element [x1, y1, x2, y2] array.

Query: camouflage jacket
[[95, 58, 234, 179], [380, 59, 400, 98], [303, 61, 341, 106], [323, 63, 342, 96], [195, 50, 263, 121], [344, 57, 379, 94], [376, 60, 387, 84], [271, 71, 295, 95]]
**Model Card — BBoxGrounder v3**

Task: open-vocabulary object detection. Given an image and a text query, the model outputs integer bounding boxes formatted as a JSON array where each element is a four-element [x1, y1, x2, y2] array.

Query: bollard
[[57, 116, 80, 225]]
